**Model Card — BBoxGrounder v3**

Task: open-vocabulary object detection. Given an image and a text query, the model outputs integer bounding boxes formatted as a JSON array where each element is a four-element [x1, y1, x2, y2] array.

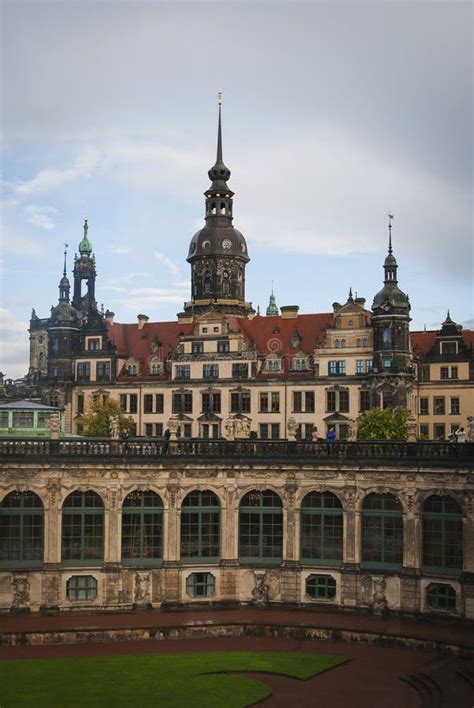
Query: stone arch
[[296, 486, 343, 510], [356, 487, 404, 513]]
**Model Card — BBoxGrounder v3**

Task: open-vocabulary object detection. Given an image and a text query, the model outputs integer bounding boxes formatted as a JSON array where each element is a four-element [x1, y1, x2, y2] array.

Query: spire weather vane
[[217, 92, 223, 105]]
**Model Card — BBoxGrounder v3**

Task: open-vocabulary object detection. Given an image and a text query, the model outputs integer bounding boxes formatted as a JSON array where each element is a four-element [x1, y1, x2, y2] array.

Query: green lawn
[[0, 651, 348, 707]]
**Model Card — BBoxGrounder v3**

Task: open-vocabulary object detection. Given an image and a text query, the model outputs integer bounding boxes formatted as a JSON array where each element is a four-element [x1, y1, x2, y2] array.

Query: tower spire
[[388, 212, 394, 255], [217, 92, 223, 163], [63, 242, 68, 277], [58, 242, 71, 302]]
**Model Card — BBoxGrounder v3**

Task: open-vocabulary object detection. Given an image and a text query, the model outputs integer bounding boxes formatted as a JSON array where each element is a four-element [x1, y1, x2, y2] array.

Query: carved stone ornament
[[400, 489, 417, 514], [12, 574, 30, 609], [251, 570, 270, 607], [167, 417, 180, 441], [134, 571, 151, 604], [407, 415, 418, 443], [372, 576, 387, 615], [46, 480, 60, 508], [223, 416, 251, 440], [166, 483, 180, 508]]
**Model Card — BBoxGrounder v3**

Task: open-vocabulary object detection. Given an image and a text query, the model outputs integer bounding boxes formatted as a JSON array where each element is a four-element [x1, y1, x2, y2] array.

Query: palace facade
[[1, 104, 473, 618]]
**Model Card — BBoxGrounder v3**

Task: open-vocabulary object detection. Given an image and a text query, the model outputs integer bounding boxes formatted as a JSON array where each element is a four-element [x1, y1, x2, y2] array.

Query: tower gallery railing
[[0, 438, 472, 467]]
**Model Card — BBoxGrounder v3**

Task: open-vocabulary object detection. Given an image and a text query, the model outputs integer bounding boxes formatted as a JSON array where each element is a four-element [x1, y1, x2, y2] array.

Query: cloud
[[24, 204, 58, 230], [0, 308, 30, 379], [15, 147, 100, 195], [0, 226, 42, 257], [110, 286, 188, 314], [154, 251, 181, 281], [108, 246, 131, 255]]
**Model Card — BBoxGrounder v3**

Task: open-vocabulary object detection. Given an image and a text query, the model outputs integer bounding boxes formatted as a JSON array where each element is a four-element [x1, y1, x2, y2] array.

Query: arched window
[[181, 491, 220, 562], [340, 339, 346, 348], [335, 339, 340, 348], [382, 328, 392, 347], [422, 496, 463, 573], [363, 338, 368, 347], [222, 271, 230, 296], [62, 491, 104, 565], [356, 338, 362, 348], [301, 492, 343, 564], [239, 490, 283, 563], [122, 491, 163, 565], [204, 272, 212, 295], [0, 491, 43, 567], [361, 493, 403, 569]]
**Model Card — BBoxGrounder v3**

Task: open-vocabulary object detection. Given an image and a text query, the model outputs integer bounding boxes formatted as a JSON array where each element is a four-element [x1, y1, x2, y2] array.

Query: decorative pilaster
[[104, 486, 121, 564], [44, 480, 61, 565]]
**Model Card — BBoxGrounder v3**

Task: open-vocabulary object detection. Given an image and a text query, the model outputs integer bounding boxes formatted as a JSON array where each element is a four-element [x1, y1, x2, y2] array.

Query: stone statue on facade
[[467, 416, 474, 443], [109, 414, 120, 440], [287, 417, 298, 441], [372, 576, 387, 615], [241, 417, 251, 438], [348, 418, 358, 441], [48, 413, 61, 440], [224, 417, 235, 441], [407, 414, 417, 443]]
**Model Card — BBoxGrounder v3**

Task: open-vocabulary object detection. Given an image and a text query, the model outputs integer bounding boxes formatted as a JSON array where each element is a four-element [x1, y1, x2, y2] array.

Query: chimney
[[280, 305, 299, 319], [105, 310, 115, 325], [137, 314, 149, 330], [332, 302, 342, 313], [355, 297, 366, 307]]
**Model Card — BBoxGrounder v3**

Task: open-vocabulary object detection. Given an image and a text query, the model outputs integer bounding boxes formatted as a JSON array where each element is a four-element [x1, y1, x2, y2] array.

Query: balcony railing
[[0, 438, 472, 467]]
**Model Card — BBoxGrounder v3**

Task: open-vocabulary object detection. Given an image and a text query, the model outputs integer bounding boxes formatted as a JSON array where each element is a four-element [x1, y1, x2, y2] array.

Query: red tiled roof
[[410, 330, 474, 357], [233, 313, 334, 356], [107, 317, 472, 366], [107, 320, 192, 360], [410, 331, 437, 357]]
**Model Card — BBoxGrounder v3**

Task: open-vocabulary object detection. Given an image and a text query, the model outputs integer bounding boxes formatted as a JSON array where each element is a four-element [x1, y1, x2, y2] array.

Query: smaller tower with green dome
[[78, 218, 93, 256], [72, 218, 98, 315], [266, 284, 279, 316]]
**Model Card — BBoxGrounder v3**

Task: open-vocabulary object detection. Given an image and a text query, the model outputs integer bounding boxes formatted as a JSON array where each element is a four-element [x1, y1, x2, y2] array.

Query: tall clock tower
[[184, 98, 254, 317], [371, 217, 413, 408]]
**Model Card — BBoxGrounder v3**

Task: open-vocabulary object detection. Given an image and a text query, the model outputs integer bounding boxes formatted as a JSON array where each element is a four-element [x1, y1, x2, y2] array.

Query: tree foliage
[[79, 397, 135, 437], [356, 406, 409, 441]]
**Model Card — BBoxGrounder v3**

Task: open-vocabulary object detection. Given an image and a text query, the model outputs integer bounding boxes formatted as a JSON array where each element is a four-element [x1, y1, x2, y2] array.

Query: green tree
[[79, 396, 135, 437], [356, 406, 409, 441]]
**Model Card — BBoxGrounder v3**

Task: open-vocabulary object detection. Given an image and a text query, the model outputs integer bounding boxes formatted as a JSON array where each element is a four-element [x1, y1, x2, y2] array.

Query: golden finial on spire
[[217, 91, 223, 106]]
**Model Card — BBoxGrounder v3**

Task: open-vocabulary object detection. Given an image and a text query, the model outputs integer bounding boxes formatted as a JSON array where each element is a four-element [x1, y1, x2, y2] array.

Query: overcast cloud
[[0, 0, 472, 378]]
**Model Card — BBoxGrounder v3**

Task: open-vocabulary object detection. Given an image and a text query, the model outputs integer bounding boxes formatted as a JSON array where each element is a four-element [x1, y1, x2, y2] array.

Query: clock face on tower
[[222, 239, 232, 251]]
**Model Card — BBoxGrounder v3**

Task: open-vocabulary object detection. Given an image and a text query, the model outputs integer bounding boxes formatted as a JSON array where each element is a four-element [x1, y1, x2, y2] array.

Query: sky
[[1, 0, 472, 379]]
